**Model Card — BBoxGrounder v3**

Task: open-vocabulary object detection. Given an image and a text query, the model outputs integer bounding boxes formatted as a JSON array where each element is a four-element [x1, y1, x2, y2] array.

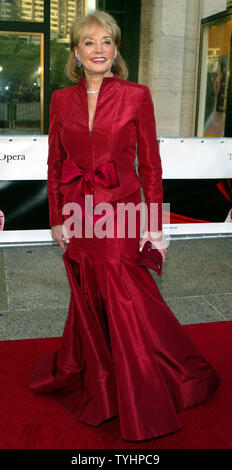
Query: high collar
[[79, 72, 119, 94]]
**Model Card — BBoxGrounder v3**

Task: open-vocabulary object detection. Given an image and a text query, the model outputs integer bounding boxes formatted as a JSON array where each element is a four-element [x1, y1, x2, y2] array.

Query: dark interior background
[[97, 0, 141, 83]]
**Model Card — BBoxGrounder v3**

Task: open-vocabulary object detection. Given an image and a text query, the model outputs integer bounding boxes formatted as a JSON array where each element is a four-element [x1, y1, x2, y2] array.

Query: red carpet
[[0, 321, 231, 449]]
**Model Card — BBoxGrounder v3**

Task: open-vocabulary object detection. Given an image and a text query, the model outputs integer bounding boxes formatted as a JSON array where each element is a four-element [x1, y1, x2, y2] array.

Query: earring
[[75, 56, 82, 68], [112, 56, 117, 66]]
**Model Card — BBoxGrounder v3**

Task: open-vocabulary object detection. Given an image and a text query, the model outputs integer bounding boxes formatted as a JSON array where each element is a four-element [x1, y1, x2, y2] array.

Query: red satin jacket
[[47, 72, 163, 230]]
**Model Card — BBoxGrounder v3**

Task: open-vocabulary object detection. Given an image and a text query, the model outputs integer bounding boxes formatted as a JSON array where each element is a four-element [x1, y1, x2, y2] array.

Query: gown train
[[30, 189, 221, 441]]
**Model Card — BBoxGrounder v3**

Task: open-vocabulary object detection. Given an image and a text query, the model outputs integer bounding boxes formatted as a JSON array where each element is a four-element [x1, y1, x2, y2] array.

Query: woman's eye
[[84, 40, 112, 46]]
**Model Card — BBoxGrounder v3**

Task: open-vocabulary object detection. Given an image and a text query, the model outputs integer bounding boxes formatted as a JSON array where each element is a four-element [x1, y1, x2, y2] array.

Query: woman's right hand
[[51, 224, 70, 252]]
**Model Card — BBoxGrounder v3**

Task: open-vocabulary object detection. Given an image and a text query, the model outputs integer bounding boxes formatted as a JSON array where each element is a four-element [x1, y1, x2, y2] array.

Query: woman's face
[[74, 22, 117, 77]]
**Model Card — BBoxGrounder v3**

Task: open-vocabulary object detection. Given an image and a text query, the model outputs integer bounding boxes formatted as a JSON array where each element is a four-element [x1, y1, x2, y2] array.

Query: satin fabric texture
[[29, 188, 220, 441], [46, 72, 162, 231], [29, 73, 221, 441]]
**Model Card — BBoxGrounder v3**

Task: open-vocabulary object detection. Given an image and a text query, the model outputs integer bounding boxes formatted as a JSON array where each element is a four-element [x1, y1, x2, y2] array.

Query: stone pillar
[[138, 0, 201, 136]]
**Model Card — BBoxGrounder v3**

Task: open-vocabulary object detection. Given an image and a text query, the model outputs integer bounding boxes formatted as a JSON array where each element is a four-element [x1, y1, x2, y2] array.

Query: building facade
[[138, 0, 228, 136], [0, 0, 231, 137]]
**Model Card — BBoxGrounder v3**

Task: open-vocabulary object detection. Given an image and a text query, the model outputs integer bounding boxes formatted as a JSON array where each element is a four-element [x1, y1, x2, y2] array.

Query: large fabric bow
[[59, 159, 119, 222]]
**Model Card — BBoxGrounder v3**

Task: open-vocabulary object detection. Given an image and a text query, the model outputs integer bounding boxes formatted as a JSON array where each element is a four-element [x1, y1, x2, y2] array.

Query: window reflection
[[0, 0, 44, 23], [196, 18, 231, 137], [50, 1, 87, 92], [50, 0, 86, 39], [0, 1, 96, 134], [0, 33, 43, 135]]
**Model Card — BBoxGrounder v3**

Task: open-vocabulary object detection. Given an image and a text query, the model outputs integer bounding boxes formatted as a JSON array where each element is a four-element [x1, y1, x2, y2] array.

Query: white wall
[[202, 0, 226, 18]]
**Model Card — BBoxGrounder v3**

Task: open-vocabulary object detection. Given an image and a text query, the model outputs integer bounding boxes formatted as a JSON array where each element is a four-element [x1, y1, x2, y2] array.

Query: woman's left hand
[[139, 230, 169, 262]]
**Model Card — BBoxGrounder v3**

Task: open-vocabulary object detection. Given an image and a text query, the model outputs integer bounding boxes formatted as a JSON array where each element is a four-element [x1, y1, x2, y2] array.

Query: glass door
[[196, 16, 232, 137], [0, 31, 44, 134]]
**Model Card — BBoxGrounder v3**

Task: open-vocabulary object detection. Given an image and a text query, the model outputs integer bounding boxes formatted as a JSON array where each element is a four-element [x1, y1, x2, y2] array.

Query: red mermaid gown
[[29, 73, 220, 441]]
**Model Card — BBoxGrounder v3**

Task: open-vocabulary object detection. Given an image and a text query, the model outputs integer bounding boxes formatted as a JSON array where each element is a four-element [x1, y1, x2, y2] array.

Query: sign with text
[[0, 136, 231, 243]]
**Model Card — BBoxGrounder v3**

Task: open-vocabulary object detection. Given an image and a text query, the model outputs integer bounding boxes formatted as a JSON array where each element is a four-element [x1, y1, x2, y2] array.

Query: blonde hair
[[65, 9, 128, 82]]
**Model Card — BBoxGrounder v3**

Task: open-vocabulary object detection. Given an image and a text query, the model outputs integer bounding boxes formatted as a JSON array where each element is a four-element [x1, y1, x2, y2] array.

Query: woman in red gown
[[30, 10, 221, 441]]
